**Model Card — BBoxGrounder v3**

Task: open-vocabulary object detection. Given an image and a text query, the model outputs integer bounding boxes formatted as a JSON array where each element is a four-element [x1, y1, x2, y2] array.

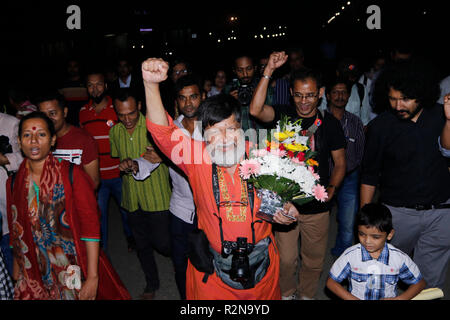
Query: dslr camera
[[222, 237, 254, 283], [0, 135, 12, 155], [231, 79, 254, 107]]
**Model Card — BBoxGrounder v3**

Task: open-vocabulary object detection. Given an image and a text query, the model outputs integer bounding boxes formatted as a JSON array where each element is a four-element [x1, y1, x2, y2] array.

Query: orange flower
[[306, 159, 319, 167]]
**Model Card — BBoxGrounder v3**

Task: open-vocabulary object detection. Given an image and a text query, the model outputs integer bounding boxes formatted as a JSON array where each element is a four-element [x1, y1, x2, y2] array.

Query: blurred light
[[218, 39, 221, 43], [209, 32, 212, 36], [141, 45, 144, 48], [347, 1, 351, 4], [139, 28, 153, 32], [104, 34, 115, 38], [132, 45, 135, 49], [336, 12, 340, 16], [328, 16, 336, 23], [342, 6, 345, 10], [263, 27, 267, 30]]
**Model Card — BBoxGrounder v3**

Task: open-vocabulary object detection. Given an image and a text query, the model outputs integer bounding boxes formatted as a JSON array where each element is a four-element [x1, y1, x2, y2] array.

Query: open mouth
[[30, 147, 40, 156]]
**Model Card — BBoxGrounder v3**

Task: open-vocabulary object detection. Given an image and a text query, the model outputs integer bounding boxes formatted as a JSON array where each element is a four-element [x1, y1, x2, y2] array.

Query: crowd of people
[[0, 42, 449, 301]]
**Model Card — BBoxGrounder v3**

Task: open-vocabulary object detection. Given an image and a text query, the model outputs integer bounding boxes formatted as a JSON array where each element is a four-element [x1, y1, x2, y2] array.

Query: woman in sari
[[6, 111, 130, 300]]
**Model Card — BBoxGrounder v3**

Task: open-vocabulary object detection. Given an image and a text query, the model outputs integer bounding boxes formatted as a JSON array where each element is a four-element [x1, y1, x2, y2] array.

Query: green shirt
[[109, 113, 171, 212]]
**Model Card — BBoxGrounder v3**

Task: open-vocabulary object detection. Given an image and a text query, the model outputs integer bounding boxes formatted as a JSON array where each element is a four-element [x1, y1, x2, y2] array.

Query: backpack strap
[[356, 82, 365, 109]]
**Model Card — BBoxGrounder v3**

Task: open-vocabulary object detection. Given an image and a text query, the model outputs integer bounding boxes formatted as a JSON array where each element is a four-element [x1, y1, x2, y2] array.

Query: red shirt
[[79, 96, 120, 180], [54, 126, 98, 167]]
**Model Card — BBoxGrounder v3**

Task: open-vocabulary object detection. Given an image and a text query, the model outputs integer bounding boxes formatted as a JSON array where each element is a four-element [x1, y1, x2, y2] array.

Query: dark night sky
[[1, 0, 448, 98]]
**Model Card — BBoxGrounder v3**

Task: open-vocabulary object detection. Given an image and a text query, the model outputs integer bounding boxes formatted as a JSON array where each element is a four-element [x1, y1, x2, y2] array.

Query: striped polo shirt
[[79, 96, 120, 180], [109, 112, 171, 212]]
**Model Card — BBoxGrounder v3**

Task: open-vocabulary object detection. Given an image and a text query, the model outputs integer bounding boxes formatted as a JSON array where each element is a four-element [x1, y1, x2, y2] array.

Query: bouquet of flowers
[[239, 115, 328, 221]]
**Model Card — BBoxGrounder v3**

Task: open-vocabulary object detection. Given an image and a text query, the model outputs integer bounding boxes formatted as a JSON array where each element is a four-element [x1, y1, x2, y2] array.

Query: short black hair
[[111, 88, 139, 104], [197, 94, 241, 131], [34, 90, 67, 111], [174, 74, 202, 95], [290, 68, 323, 90], [18, 111, 56, 138], [233, 53, 254, 67], [356, 203, 393, 234], [85, 69, 105, 82], [8, 88, 29, 104], [325, 76, 353, 95]]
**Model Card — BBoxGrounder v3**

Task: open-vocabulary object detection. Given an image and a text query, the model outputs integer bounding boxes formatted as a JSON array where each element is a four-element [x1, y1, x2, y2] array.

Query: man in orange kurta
[[142, 57, 299, 300]]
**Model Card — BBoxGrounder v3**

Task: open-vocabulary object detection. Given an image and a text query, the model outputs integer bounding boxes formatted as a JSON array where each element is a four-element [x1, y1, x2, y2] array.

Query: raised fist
[[142, 58, 169, 84], [266, 51, 288, 74]]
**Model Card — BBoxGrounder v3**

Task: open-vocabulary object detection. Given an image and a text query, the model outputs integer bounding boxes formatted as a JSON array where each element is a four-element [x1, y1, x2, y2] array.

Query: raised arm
[[142, 58, 170, 126], [249, 51, 288, 123]]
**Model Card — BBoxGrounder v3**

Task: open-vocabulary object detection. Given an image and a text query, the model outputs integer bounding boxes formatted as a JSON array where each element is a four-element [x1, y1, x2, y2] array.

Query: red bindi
[[32, 127, 36, 130]]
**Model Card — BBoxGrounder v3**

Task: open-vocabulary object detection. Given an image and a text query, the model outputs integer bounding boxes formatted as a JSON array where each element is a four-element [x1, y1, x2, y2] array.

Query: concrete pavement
[[106, 199, 449, 300]]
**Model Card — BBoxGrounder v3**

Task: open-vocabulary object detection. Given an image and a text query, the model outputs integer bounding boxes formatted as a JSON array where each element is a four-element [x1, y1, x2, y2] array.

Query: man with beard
[[361, 58, 450, 291], [325, 77, 365, 257], [249, 51, 346, 300], [119, 75, 204, 299], [79, 71, 135, 254], [142, 57, 299, 300]]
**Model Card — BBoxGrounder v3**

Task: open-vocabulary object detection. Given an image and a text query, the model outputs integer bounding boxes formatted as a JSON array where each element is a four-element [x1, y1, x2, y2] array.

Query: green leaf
[[291, 196, 315, 206]]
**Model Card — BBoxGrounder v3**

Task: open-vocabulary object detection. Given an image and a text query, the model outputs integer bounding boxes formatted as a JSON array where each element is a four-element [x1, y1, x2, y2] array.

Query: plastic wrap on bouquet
[[256, 188, 285, 222]]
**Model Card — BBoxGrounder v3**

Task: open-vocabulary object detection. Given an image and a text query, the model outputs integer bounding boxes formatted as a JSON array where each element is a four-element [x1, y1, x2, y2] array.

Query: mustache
[[394, 109, 410, 114]]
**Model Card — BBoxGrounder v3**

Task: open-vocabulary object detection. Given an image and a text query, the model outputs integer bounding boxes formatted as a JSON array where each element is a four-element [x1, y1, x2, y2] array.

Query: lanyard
[[211, 160, 260, 246]]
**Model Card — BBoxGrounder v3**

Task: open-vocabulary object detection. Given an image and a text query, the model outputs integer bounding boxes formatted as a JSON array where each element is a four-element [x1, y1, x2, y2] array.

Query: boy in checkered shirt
[[326, 203, 426, 300]]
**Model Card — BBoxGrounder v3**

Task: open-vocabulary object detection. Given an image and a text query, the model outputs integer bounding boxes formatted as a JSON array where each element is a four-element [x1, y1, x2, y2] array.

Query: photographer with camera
[[0, 111, 23, 278], [142, 57, 300, 300], [224, 54, 273, 133]]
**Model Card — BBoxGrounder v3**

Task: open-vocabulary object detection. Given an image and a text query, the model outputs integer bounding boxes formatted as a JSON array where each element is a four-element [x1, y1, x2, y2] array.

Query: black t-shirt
[[361, 104, 450, 207], [271, 104, 346, 214]]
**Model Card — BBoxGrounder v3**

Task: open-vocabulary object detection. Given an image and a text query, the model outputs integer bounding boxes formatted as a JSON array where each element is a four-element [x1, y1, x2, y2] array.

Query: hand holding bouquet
[[239, 115, 328, 221]]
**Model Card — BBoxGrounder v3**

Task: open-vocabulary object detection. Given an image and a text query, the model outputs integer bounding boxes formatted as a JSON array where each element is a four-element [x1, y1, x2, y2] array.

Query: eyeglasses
[[173, 69, 188, 76], [219, 201, 248, 207], [293, 92, 319, 101]]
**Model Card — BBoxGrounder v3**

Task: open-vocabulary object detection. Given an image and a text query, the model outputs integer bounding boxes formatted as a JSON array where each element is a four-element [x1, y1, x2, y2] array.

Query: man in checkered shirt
[[327, 203, 426, 300]]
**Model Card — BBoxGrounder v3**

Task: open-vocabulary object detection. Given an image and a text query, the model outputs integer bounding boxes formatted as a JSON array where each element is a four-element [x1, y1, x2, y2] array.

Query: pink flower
[[308, 166, 320, 180], [312, 185, 328, 202], [239, 159, 261, 179], [270, 149, 287, 157], [291, 158, 305, 165], [251, 149, 268, 157]]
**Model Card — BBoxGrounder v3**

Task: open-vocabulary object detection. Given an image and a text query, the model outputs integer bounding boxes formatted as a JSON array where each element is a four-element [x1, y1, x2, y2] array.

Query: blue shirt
[[329, 243, 422, 300]]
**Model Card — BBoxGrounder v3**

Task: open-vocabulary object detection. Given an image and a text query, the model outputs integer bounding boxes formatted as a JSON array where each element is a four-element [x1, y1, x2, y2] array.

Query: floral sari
[[11, 156, 80, 300]]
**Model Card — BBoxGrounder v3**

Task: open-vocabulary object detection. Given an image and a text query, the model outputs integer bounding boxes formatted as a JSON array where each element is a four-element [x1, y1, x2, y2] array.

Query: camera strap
[[211, 153, 260, 246]]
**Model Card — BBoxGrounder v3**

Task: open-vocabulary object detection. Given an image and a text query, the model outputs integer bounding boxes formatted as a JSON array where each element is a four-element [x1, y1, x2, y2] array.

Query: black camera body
[[0, 135, 12, 155], [231, 79, 254, 107], [222, 237, 254, 283]]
